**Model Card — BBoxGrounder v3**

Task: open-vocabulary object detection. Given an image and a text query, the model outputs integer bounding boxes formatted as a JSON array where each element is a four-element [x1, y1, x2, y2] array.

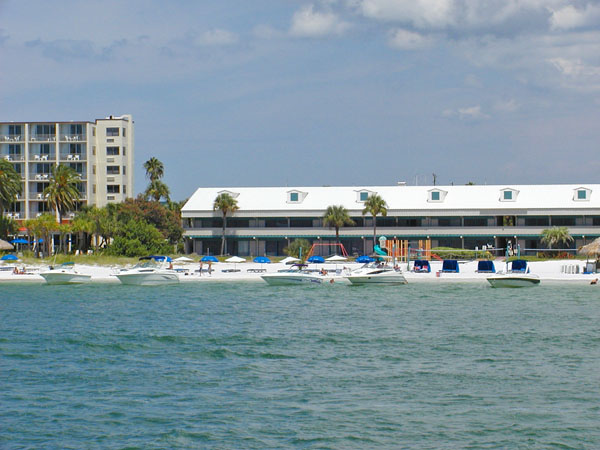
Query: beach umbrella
[[356, 255, 375, 263], [253, 256, 271, 264], [201, 255, 219, 263], [280, 256, 300, 265], [326, 255, 347, 262], [1, 254, 19, 261], [10, 238, 28, 244], [307, 255, 325, 264], [225, 256, 246, 270], [0, 239, 14, 251], [173, 256, 194, 263]]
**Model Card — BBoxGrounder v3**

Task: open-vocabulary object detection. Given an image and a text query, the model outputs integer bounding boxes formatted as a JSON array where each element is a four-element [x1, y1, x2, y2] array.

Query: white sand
[[0, 259, 597, 285]]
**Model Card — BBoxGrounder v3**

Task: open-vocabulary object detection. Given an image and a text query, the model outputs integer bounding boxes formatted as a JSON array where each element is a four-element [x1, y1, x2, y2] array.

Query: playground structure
[[376, 238, 432, 262], [305, 242, 349, 259]]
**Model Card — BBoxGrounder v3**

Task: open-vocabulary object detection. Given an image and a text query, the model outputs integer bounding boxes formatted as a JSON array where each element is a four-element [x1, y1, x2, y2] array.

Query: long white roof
[[181, 184, 600, 216]]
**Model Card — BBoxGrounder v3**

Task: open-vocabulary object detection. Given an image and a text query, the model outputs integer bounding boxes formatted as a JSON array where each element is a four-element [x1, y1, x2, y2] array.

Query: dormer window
[[500, 188, 519, 202], [356, 189, 375, 203], [287, 190, 307, 204], [574, 187, 591, 201], [428, 189, 447, 203], [217, 190, 240, 199]]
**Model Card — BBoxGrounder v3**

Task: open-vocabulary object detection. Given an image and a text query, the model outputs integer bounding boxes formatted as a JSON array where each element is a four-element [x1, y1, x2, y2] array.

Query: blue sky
[[1, 0, 600, 200]]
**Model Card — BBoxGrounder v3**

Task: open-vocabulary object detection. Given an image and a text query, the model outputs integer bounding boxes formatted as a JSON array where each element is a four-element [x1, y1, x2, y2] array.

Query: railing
[[4, 212, 21, 219], [30, 134, 55, 141], [31, 193, 48, 200], [2, 154, 24, 161], [59, 153, 85, 161], [1, 135, 22, 142], [33, 173, 51, 181], [60, 134, 85, 142], [30, 154, 55, 161]]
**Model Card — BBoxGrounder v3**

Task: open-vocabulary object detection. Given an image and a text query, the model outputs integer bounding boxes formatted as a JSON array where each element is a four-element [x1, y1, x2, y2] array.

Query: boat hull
[[261, 274, 323, 285], [116, 272, 180, 286], [40, 272, 92, 285], [487, 275, 540, 288], [346, 273, 407, 285]]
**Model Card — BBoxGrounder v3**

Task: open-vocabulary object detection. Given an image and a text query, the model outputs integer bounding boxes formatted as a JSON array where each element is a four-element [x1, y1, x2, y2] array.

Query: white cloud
[[549, 57, 600, 77], [494, 99, 520, 112], [194, 29, 238, 46], [388, 28, 432, 50], [290, 5, 350, 37], [550, 4, 600, 30], [358, 0, 455, 28], [443, 105, 490, 120]]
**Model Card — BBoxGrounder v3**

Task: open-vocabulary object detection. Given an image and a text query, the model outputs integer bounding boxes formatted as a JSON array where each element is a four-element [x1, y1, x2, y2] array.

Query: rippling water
[[2, 282, 600, 449]]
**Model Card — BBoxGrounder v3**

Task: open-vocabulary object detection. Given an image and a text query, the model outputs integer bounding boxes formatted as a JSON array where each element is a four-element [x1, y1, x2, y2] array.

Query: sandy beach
[[0, 259, 597, 285]]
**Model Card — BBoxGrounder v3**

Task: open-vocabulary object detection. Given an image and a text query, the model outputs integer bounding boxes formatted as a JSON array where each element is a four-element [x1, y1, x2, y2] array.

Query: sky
[[1, 0, 600, 201]]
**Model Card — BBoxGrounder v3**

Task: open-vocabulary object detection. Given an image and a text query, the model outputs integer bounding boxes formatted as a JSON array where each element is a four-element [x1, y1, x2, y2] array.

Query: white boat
[[115, 256, 179, 286], [487, 259, 540, 288], [261, 264, 324, 285], [487, 272, 540, 288], [345, 261, 407, 285], [40, 262, 92, 285]]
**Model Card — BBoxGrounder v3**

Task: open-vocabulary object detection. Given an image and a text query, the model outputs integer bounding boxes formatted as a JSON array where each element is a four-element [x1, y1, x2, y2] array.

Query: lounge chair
[[441, 259, 459, 273], [413, 260, 431, 273], [476, 260, 495, 273]]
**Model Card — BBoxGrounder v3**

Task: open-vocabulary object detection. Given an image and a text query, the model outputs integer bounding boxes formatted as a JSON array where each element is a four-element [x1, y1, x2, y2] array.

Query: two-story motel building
[[181, 184, 600, 256]]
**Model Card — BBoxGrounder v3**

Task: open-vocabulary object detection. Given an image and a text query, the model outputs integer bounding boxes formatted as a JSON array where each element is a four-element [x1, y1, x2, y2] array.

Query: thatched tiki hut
[[0, 239, 14, 251]]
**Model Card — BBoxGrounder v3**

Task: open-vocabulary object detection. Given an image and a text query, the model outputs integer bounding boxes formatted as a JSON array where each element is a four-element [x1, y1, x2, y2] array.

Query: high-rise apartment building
[[0, 114, 134, 221]]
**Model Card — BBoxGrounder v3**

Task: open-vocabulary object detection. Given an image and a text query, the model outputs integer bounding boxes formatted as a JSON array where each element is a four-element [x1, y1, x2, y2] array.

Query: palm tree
[[25, 213, 57, 256], [143, 157, 164, 182], [145, 179, 171, 202], [44, 164, 80, 224], [541, 227, 574, 255], [0, 159, 22, 214], [213, 193, 239, 255], [323, 205, 354, 244], [362, 194, 387, 247]]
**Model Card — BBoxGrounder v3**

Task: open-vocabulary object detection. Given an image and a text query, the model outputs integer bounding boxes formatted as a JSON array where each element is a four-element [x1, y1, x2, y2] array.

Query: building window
[[35, 124, 55, 135], [8, 144, 21, 155], [122, 166, 126, 175], [122, 128, 126, 137], [503, 191, 512, 200], [9, 124, 22, 135], [93, 127, 96, 137], [93, 184, 96, 194], [70, 124, 83, 135], [92, 146, 96, 155], [40, 144, 51, 155], [106, 127, 119, 137], [290, 192, 299, 202], [578, 190, 586, 199], [123, 185, 126, 194], [122, 147, 126, 156], [107, 165, 120, 175], [107, 146, 119, 156], [360, 192, 369, 201], [69, 144, 81, 154], [107, 185, 120, 194], [92, 165, 96, 175], [431, 191, 440, 201]]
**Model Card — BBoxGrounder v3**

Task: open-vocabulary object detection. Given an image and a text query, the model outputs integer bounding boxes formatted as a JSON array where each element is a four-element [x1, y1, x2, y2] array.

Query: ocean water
[[2, 282, 600, 449]]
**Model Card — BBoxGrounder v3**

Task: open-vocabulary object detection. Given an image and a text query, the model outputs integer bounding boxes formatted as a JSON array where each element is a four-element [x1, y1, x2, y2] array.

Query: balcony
[[60, 134, 86, 142], [33, 173, 51, 181], [30, 134, 56, 142], [2, 154, 24, 161], [59, 153, 86, 161], [31, 193, 48, 200], [1, 135, 22, 142], [30, 153, 55, 161], [4, 212, 21, 219]]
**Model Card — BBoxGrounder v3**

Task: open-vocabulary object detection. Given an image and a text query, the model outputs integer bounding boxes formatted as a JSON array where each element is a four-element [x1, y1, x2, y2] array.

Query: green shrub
[[431, 247, 493, 260]]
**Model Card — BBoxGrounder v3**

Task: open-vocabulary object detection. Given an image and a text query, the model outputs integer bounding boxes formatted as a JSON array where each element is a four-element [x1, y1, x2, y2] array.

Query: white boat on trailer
[[115, 256, 179, 286], [345, 260, 407, 285], [40, 262, 92, 285]]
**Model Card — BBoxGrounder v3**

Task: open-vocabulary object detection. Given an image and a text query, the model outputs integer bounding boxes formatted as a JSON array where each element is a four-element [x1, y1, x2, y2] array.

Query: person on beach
[[208, 261, 212, 276], [199, 262, 203, 276]]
